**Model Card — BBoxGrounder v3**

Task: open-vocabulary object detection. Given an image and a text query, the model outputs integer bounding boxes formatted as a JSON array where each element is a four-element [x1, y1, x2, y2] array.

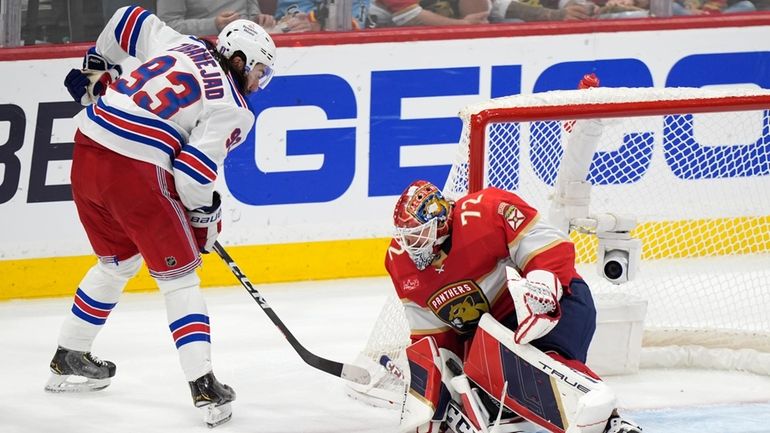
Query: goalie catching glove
[[186, 192, 222, 254], [506, 267, 563, 345], [64, 47, 122, 106]]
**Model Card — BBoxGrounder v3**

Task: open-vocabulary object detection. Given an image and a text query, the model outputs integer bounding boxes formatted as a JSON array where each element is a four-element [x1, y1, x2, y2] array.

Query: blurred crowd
[[4, 0, 770, 46]]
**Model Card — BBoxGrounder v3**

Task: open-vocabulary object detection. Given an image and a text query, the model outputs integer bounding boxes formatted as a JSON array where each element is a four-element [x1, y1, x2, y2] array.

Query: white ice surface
[[2, 276, 770, 433]]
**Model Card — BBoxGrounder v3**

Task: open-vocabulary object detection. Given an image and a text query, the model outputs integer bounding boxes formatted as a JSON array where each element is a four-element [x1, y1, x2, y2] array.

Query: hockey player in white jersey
[[45, 6, 276, 428]]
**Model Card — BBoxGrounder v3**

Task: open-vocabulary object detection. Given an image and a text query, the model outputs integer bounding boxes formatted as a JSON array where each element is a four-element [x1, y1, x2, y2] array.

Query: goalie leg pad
[[464, 315, 570, 432], [565, 387, 617, 433], [464, 314, 614, 433], [449, 373, 491, 432], [401, 337, 461, 432]]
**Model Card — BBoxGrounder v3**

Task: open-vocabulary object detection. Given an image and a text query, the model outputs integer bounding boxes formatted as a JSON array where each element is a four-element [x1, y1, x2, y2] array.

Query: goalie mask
[[216, 20, 276, 89], [393, 180, 452, 271]]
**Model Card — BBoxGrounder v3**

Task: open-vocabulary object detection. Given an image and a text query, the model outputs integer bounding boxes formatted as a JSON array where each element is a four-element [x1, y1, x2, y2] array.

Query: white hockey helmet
[[216, 19, 277, 89]]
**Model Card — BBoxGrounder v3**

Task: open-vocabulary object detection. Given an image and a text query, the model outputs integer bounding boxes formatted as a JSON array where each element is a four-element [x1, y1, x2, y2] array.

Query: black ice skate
[[605, 410, 643, 433], [189, 371, 236, 428], [44, 346, 116, 393]]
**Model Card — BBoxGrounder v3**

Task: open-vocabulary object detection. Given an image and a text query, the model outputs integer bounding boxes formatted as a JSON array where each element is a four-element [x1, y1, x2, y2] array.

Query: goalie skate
[[604, 412, 642, 433], [44, 346, 115, 393], [189, 371, 236, 428]]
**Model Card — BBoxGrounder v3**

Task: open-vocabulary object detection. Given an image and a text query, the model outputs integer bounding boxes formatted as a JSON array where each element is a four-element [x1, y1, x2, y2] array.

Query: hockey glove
[[506, 267, 563, 345], [64, 47, 122, 106], [186, 192, 222, 254]]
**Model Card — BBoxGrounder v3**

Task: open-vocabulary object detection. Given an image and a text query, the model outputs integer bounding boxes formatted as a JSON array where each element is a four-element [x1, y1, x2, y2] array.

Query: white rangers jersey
[[75, 6, 255, 210]]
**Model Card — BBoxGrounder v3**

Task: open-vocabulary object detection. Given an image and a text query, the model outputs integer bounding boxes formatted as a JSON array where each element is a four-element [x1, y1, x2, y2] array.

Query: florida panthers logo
[[428, 280, 489, 333], [448, 297, 487, 330]]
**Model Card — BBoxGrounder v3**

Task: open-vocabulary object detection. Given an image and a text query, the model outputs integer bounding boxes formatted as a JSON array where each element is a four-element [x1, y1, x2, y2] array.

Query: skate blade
[[201, 402, 232, 428], [44, 373, 111, 393]]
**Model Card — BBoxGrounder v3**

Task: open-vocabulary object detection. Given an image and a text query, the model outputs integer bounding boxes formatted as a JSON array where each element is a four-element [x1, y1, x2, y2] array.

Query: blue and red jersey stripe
[[173, 145, 218, 185], [169, 313, 211, 348], [87, 99, 184, 158], [71, 288, 117, 325], [114, 6, 151, 57]]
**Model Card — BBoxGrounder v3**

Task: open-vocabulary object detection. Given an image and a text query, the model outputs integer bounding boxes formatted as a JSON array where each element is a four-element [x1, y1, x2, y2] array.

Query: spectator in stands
[[273, 0, 370, 31], [489, 0, 598, 22], [590, 0, 650, 17], [593, 0, 755, 15], [671, 0, 756, 14], [157, 0, 278, 36], [271, 4, 321, 32], [368, 0, 490, 26]]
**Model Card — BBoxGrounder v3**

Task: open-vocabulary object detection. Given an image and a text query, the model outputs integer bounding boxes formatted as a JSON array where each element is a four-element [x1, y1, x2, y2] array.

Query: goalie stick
[[212, 241, 371, 385]]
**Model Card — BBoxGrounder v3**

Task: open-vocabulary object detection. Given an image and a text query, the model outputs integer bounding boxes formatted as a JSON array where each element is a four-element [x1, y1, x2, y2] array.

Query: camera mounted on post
[[548, 179, 642, 284]]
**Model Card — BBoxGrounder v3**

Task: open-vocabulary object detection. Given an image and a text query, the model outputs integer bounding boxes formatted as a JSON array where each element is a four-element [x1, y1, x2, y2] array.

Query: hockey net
[[349, 86, 770, 407]]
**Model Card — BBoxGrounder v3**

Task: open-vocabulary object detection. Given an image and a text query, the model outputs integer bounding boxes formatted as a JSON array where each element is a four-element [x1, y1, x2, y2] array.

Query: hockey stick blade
[[212, 241, 371, 385]]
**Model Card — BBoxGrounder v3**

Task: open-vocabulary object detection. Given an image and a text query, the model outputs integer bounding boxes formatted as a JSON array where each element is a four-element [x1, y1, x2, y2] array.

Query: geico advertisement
[[1, 24, 769, 260]]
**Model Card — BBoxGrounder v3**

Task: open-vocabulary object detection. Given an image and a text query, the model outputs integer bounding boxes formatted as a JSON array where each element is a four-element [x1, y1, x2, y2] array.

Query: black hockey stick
[[212, 241, 371, 385]]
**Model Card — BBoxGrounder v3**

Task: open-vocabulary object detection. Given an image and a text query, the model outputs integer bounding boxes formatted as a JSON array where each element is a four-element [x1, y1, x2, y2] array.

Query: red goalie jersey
[[385, 187, 584, 357]]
